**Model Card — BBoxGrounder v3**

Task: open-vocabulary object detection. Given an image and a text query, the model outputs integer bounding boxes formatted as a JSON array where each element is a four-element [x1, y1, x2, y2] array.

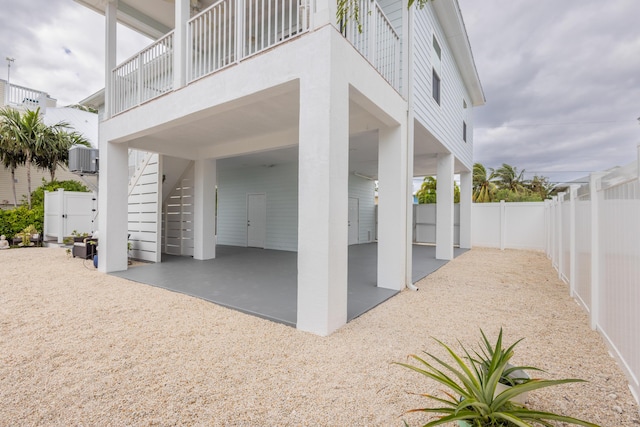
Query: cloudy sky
[[1, 0, 639, 184]]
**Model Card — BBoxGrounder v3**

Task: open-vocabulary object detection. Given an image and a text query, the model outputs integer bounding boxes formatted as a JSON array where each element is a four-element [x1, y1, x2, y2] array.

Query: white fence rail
[[547, 147, 640, 404]]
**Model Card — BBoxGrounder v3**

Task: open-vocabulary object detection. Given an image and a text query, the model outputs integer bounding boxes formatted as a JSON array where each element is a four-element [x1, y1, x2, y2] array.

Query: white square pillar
[[297, 76, 349, 336], [193, 159, 217, 260], [459, 170, 472, 249], [98, 139, 129, 272], [377, 125, 409, 290], [436, 153, 454, 260]]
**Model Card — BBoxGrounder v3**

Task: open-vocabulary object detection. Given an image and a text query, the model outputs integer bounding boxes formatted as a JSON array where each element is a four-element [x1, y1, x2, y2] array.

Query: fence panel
[[598, 163, 640, 402], [574, 188, 591, 311], [546, 152, 640, 404]]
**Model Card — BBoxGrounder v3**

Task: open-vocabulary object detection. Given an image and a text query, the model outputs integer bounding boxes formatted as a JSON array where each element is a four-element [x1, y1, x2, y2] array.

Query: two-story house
[[74, 0, 484, 335]]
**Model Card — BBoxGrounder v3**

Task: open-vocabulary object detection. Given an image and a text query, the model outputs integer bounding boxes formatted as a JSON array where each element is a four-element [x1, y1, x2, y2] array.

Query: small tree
[[472, 163, 495, 203], [416, 176, 460, 204]]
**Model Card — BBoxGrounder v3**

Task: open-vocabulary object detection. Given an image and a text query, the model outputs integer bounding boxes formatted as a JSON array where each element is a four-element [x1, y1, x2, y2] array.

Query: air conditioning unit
[[69, 146, 99, 174]]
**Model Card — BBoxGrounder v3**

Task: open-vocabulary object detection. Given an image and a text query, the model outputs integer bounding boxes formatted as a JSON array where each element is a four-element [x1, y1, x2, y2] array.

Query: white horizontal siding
[[218, 164, 377, 251], [217, 162, 299, 251], [349, 174, 376, 243], [128, 153, 161, 262], [413, 5, 474, 170]]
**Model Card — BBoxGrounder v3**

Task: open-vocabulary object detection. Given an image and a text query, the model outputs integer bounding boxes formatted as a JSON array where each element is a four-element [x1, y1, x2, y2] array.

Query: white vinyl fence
[[547, 147, 640, 404], [471, 201, 546, 250]]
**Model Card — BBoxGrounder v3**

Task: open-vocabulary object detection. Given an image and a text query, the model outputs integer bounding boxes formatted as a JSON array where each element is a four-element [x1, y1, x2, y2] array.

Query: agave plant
[[396, 329, 600, 427]]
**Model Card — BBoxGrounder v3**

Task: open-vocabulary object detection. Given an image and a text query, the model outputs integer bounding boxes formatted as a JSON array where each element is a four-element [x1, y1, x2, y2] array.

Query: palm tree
[[0, 107, 86, 208], [35, 128, 90, 182], [472, 162, 495, 203], [2, 108, 48, 208], [493, 163, 526, 194], [0, 110, 26, 207], [525, 174, 553, 200]]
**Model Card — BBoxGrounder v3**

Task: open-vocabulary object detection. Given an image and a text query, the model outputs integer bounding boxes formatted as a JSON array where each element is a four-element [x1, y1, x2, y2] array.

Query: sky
[[1, 0, 639, 184]]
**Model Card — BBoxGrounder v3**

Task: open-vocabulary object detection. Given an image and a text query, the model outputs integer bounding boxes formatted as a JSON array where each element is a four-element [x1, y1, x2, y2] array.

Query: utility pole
[[5, 57, 15, 105]]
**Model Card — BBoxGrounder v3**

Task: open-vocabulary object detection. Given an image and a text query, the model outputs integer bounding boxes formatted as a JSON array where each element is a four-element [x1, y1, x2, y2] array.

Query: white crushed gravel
[[0, 247, 638, 426]]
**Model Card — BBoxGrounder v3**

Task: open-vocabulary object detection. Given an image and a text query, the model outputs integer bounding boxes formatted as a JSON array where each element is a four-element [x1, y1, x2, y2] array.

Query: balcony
[[109, 0, 400, 116], [1, 81, 51, 110]]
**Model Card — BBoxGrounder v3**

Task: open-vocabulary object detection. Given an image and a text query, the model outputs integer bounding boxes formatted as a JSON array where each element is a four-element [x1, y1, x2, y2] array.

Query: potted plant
[[396, 329, 599, 427], [17, 225, 38, 247]]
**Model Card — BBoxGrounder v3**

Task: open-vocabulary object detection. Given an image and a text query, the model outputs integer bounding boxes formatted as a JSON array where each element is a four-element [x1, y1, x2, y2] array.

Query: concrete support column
[[378, 125, 408, 290], [297, 67, 349, 336], [98, 139, 129, 273], [104, 0, 118, 119], [313, 0, 337, 29], [174, 0, 189, 89], [435, 153, 454, 260], [459, 170, 472, 249], [193, 159, 217, 260]]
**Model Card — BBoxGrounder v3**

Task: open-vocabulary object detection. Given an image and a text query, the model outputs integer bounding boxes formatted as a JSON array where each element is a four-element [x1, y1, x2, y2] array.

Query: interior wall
[[216, 163, 377, 251]]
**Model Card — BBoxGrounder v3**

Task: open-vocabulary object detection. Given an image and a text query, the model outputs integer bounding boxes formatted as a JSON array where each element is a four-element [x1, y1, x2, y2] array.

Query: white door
[[247, 193, 266, 248], [348, 197, 359, 245]]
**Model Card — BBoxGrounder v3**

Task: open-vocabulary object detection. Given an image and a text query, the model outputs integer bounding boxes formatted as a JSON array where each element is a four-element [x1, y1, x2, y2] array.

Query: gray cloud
[[1, 0, 150, 105], [459, 0, 640, 182]]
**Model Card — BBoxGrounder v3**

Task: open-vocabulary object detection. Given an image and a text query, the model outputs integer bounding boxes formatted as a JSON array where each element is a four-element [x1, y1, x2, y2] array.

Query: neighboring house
[[75, 0, 484, 335], [0, 80, 98, 207]]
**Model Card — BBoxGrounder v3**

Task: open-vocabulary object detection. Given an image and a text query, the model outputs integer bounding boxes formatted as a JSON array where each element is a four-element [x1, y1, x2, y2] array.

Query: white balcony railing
[[110, 0, 398, 115], [3, 83, 48, 109], [342, 0, 400, 90], [112, 31, 175, 114], [188, 0, 311, 83]]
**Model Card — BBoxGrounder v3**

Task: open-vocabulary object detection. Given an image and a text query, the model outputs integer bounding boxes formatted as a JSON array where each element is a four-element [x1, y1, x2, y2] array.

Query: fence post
[[499, 200, 505, 250], [589, 173, 601, 331], [57, 188, 65, 244], [557, 192, 565, 280], [568, 185, 578, 297]]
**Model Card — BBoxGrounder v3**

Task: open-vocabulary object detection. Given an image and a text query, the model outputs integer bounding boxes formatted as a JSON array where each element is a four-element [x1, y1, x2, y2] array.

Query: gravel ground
[[0, 247, 638, 426]]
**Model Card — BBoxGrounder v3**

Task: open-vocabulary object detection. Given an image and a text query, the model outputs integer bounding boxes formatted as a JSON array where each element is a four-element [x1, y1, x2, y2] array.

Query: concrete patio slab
[[112, 243, 466, 327]]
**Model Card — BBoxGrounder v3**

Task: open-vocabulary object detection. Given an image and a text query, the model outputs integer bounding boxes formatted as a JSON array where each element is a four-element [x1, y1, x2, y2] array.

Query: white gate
[[44, 189, 97, 242]]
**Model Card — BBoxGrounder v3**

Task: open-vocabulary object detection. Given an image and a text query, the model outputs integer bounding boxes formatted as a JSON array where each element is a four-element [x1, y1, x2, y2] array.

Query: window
[[432, 69, 441, 104], [433, 36, 441, 60], [463, 121, 467, 142]]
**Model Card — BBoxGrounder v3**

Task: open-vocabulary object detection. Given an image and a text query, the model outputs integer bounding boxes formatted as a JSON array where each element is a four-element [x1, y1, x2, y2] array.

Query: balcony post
[[235, 0, 244, 63], [174, 0, 189, 90], [104, 0, 118, 119], [368, 0, 376, 66]]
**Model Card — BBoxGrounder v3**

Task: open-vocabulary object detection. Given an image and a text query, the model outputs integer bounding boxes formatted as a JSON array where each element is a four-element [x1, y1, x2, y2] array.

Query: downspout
[[405, 1, 418, 291]]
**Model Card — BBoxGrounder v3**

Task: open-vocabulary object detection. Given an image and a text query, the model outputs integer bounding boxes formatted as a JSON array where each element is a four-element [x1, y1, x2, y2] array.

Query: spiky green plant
[[396, 329, 600, 427]]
